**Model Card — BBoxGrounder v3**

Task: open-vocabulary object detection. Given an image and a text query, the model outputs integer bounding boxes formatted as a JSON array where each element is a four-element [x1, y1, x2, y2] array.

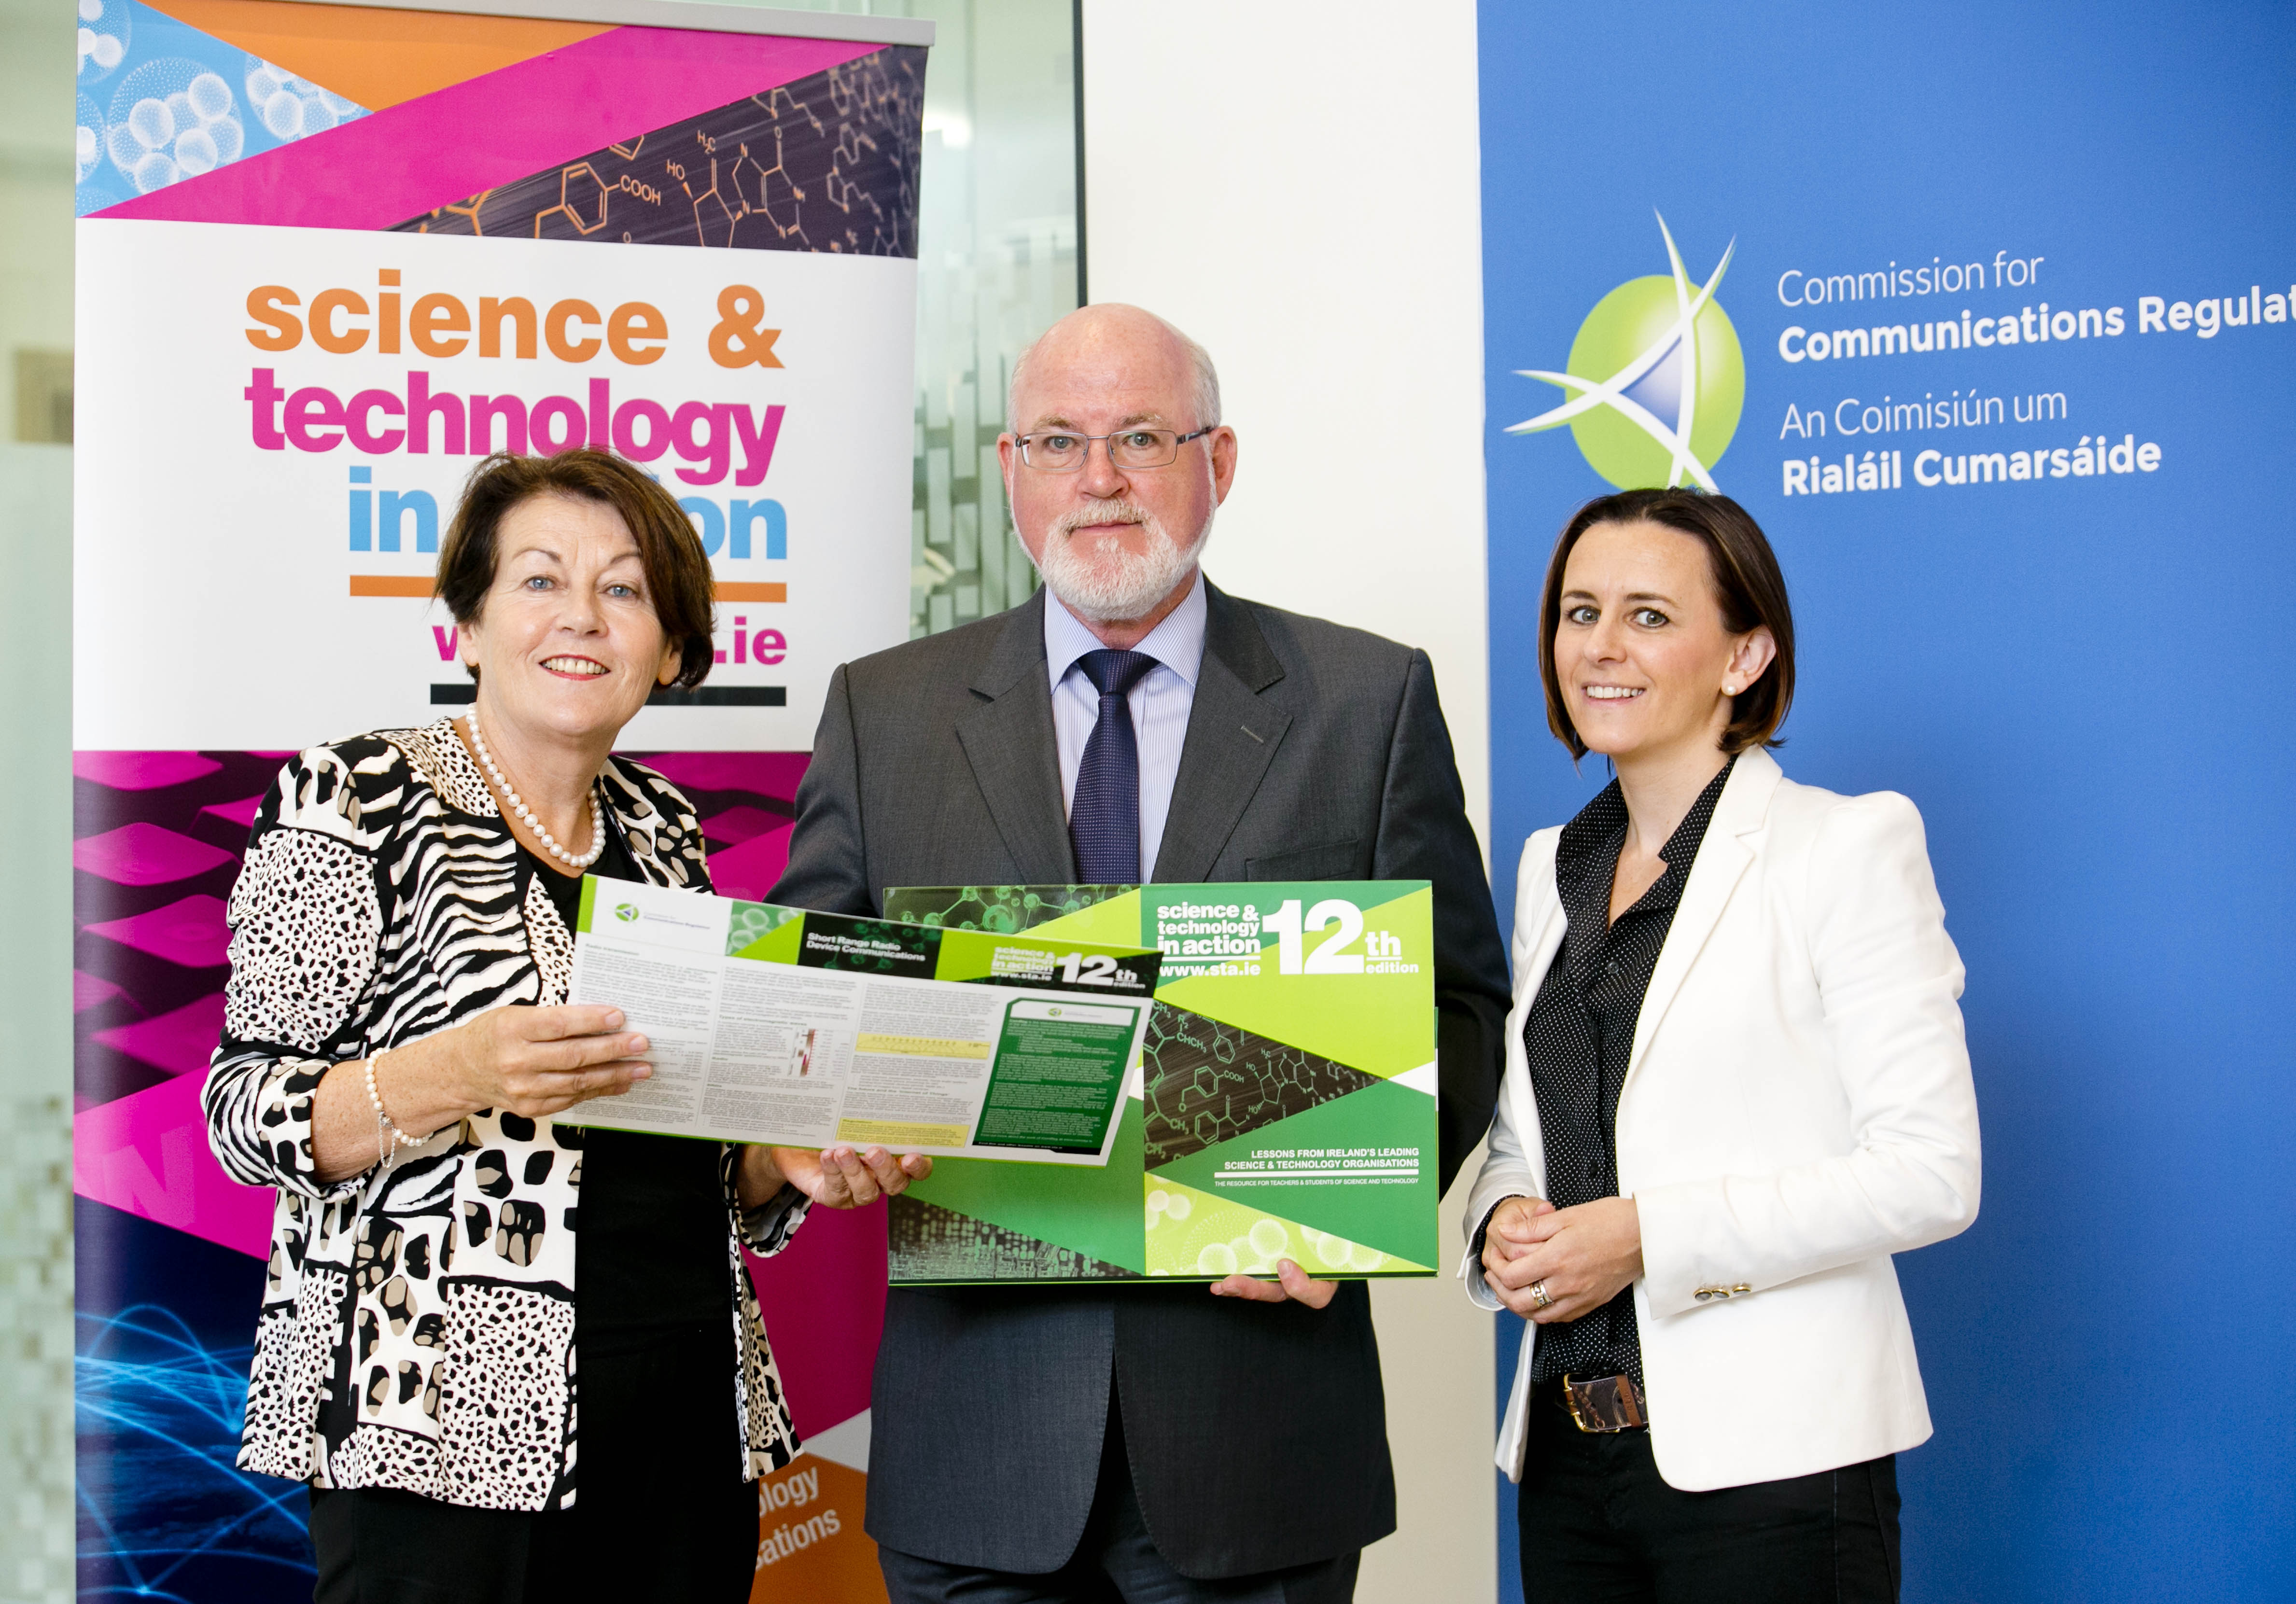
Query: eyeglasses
[[1014, 425, 1215, 473]]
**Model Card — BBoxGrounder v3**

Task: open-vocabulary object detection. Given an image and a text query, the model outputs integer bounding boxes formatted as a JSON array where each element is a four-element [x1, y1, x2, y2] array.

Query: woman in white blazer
[[1465, 488, 1980, 1602]]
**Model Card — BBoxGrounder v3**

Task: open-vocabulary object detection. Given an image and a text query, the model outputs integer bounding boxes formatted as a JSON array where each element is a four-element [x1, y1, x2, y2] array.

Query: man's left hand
[[1208, 1258, 1336, 1309]]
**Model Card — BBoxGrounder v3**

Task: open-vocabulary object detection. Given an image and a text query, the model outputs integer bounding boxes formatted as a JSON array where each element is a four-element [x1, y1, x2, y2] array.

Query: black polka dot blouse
[[1518, 756, 1736, 1390]]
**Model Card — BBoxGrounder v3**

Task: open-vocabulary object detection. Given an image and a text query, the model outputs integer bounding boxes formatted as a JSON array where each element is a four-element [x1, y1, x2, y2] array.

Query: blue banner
[[1478, 3, 2295, 1598]]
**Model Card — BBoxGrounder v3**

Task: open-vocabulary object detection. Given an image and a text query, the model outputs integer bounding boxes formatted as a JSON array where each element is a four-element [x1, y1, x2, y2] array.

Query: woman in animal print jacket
[[203, 450, 929, 1604]]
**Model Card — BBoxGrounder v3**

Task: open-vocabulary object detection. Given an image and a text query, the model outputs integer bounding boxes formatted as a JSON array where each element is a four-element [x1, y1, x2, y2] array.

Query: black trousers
[[879, 1393, 1359, 1604], [1515, 1384, 1900, 1604], [310, 1323, 756, 1604]]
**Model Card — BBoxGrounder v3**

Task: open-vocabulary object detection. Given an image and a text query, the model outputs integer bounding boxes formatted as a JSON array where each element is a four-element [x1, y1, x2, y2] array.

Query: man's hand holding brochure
[[564, 876, 1162, 1165]]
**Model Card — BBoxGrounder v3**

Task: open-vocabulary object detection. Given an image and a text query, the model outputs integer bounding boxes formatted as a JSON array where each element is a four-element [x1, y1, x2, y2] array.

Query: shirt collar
[[1554, 755, 1738, 924], [1043, 569, 1209, 691]]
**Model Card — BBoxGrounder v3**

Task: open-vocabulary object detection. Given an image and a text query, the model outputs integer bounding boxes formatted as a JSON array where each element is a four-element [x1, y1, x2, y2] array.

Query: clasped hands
[[1218, 1190, 1650, 1318], [1481, 1194, 1644, 1324]]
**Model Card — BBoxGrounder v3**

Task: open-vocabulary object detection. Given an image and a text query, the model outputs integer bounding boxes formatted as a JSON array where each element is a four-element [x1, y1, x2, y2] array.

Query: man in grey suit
[[772, 304, 1511, 1602]]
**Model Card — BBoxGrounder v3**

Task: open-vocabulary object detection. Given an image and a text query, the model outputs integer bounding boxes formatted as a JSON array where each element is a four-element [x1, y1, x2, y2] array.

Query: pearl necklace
[[466, 711, 605, 869]]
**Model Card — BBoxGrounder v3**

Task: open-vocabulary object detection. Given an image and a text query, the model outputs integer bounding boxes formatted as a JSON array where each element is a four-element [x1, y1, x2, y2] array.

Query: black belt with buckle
[[1560, 1373, 1648, 1433]]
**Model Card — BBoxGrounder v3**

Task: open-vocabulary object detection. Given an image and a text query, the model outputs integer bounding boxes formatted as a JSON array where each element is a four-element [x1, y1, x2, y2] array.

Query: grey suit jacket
[[772, 582, 1511, 1577]]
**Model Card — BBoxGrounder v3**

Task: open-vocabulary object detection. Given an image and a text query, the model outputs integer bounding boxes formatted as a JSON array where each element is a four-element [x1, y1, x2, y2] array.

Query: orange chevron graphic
[[138, 0, 609, 111]]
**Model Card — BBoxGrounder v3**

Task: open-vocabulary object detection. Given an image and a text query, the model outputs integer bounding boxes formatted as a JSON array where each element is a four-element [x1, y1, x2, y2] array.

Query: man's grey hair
[[1005, 307, 1222, 433]]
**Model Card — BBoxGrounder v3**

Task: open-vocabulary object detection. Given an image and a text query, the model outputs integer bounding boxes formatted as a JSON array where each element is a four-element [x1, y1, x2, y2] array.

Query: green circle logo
[[1507, 216, 1744, 490], [614, 903, 640, 922]]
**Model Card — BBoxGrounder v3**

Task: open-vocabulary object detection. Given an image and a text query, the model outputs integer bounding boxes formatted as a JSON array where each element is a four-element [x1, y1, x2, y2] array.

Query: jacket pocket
[[1246, 837, 1365, 881]]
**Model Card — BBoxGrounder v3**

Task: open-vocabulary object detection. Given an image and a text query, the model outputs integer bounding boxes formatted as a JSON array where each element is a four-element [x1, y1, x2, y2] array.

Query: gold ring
[[1530, 1280, 1553, 1311]]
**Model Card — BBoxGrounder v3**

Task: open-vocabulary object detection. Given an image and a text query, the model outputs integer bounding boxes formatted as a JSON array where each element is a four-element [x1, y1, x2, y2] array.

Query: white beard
[[1029, 496, 1213, 624]]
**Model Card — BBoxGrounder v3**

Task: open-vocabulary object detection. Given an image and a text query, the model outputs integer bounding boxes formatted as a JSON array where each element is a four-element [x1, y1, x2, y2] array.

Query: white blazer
[[1462, 748, 1981, 1492]]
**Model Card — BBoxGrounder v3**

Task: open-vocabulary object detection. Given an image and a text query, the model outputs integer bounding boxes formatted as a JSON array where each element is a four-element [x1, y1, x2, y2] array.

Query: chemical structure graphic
[[531, 163, 618, 236], [1140, 1005, 1379, 1168], [422, 189, 491, 234], [394, 46, 923, 256]]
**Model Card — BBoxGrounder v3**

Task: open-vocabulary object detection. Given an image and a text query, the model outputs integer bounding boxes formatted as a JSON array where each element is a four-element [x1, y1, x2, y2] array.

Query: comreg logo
[[614, 903, 640, 923], [1508, 214, 1745, 490]]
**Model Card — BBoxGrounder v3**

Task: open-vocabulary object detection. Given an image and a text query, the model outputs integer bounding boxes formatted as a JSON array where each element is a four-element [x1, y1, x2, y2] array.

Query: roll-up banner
[[70, 1, 926, 1595], [1479, 3, 2295, 1600]]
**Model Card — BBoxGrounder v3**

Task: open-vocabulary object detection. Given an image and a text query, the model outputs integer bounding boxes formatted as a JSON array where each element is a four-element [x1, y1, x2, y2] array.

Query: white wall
[[0, 0, 73, 1103], [1080, 5, 1496, 1599]]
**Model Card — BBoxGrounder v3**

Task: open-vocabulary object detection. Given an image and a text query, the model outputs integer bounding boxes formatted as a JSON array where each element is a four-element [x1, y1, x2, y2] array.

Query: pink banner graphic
[[96, 28, 879, 232]]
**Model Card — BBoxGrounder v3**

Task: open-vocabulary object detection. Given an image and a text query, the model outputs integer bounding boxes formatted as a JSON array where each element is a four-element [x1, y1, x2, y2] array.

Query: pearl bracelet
[[364, 1047, 426, 1166]]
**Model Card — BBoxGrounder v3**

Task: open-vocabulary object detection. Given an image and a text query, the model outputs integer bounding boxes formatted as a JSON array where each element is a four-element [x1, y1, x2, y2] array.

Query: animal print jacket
[[203, 720, 810, 1511]]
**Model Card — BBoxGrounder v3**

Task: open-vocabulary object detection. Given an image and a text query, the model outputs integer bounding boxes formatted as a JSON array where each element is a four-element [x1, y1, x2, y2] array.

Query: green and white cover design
[[881, 882, 1437, 1283]]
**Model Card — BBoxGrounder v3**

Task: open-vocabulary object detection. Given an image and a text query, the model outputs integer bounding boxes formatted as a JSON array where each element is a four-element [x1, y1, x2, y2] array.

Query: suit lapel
[[1624, 748, 1784, 1082], [1507, 878, 1568, 1204], [1151, 584, 1291, 884], [952, 591, 1077, 884]]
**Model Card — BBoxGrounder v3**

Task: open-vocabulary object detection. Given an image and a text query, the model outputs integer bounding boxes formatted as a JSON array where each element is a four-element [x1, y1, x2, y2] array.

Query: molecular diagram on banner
[[393, 45, 924, 257], [1139, 1008, 1379, 1167]]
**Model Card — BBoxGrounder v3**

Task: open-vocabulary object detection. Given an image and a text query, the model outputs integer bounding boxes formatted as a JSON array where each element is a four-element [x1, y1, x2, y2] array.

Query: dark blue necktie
[[1068, 648, 1161, 883]]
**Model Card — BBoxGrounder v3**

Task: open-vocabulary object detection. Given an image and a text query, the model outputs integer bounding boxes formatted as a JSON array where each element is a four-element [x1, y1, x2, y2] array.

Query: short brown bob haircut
[[1538, 487, 1795, 758], [434, 449, 716, 689]]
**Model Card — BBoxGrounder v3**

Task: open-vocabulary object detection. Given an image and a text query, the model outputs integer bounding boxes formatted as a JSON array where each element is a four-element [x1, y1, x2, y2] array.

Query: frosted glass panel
[[739, 0, 1079, 635], [1, 0, 78, 1590]]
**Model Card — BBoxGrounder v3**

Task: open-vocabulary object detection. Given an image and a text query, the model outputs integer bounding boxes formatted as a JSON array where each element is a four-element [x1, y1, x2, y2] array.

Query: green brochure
[[880, 882, 1438, 1282], [567, 876, 1158, 1165]]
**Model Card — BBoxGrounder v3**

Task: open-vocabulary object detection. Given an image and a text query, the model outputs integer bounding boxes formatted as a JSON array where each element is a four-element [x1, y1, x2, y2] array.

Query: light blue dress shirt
[[1043, 572, 1207, 884]]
